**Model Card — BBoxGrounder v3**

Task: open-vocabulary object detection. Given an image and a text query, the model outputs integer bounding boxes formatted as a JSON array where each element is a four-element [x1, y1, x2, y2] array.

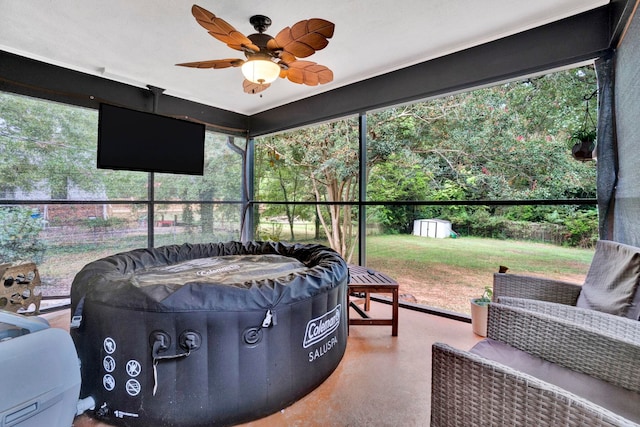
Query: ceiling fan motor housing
[[247, 33, 277, 57], [250, 15, 272, 33]]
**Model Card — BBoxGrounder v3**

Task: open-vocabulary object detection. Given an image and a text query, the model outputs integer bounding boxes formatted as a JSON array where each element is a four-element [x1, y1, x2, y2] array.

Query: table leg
[[392, 288, 398, 336]]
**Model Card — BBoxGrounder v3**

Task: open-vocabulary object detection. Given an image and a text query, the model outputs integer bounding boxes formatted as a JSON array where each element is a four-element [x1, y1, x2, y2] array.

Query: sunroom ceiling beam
[[248, 6, 612, 137], [0, 51, 250, 137]]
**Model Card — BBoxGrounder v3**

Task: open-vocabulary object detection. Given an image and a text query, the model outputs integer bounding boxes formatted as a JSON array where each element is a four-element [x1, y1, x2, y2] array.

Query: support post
[[146, 85, 165, 248], [358, 113, 367, 266]]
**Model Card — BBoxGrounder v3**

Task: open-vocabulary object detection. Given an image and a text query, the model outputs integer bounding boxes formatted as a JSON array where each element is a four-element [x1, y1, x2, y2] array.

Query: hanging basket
[[571, 137, 596, 161], [569, 91, 597, 162]]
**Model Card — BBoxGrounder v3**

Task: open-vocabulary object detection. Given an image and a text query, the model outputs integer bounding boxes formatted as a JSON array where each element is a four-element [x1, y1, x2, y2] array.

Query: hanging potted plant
[[569, 128, 597, 161], [470, 286, 492, 337], [569, 90, 597, 162]]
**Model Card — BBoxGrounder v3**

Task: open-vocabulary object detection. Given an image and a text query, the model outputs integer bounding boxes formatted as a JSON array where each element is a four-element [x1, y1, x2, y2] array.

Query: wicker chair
[[493, 240, 640, 320], [431, 303, 640, 427], [496, 296, 640, 343], [493, 272, 582, 305]]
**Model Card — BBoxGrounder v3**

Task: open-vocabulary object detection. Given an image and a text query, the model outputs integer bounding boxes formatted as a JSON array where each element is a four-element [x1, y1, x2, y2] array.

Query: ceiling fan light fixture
[[241, 57, 280, 84], [178, 6, 335, 93]]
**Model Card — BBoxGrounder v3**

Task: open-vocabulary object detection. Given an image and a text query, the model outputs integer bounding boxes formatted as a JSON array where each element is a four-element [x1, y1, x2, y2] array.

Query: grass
[[35, 231, 594, 315], [35, 228, 236, 294], [364, 235, 594, 315]]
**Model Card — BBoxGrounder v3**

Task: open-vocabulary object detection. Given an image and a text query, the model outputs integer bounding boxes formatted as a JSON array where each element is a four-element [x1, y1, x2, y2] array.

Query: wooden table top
[[348, 264, 398, 287]]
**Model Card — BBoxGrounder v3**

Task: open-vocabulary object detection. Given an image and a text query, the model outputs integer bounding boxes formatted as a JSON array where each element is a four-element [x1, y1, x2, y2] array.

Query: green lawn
[[364, 235, 594, 315], [36, 231, 594, 316]]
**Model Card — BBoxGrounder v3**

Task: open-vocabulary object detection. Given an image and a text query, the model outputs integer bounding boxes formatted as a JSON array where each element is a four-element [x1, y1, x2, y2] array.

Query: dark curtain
[[595, 51, 618, 240]]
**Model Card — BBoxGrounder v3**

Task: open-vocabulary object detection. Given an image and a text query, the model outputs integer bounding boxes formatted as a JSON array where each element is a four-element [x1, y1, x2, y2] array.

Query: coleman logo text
[[302, 304, 341, 349]]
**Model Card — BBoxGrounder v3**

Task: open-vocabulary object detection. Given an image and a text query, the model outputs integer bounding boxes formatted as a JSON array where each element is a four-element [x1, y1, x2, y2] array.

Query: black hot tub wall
[[70, 241, 348, 427]]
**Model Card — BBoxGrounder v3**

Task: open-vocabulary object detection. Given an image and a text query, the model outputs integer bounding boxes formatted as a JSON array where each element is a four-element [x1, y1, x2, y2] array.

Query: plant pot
[[470, 299, 489, 337], [571, 139, 595, 161]]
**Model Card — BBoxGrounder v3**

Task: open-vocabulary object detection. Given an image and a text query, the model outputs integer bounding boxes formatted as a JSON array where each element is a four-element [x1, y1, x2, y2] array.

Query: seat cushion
[[470, 338, 640, 423], [576, 240, 640, 319]]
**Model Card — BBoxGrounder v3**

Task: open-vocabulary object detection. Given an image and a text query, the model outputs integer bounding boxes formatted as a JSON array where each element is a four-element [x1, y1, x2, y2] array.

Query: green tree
[[258, 119, 360, 260], [257, 146, 314, 240], [365, 66, 597, 234], [0, 93, 101, 198], [257, 66, 598, 248], [367, 157, 432, 233], [256, 110, 423, 260], [412, 68, 597, 203]]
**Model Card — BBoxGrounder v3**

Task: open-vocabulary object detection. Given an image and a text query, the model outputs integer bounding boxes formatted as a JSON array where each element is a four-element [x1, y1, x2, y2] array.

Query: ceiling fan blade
[[176, 59, 244, 69], [274, 19, 335, 58], [283, 61, 333, 86], [191, 5, 260, 52], [243, 79, 270, 95], [305, 19, 336, 38]]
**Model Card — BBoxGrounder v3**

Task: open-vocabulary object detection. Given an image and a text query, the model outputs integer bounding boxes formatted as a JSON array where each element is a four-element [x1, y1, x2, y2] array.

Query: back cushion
[[576, 240, 640, 319]]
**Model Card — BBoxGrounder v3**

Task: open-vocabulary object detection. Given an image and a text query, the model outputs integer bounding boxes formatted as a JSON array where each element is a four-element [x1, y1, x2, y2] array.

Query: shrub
[[450, 209, 507, 239], [561, 209, 598, 248], [83, 217, 126, 229], [0, 207, 46, 264]]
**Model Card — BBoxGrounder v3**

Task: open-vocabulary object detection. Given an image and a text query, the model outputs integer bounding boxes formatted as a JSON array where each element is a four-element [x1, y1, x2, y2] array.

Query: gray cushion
[[576, 240, 640, 319], [471, 338, 640, 423]]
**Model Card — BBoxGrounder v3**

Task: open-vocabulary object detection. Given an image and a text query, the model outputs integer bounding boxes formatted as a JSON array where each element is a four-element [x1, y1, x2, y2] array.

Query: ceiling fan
[[177, 5, 335, 95]]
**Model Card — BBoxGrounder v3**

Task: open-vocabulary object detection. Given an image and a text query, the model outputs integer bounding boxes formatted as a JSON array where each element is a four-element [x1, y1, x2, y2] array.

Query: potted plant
[[470, 286, 493, 337], [569, 128, 597, 161]]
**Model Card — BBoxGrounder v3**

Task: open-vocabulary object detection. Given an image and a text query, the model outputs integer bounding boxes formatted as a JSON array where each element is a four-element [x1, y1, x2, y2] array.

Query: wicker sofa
[[431, 302, 640, 426]]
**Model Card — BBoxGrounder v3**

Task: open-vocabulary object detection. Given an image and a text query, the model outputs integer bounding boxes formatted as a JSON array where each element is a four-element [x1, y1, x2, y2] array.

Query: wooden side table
[[347, 265, 399, 336]]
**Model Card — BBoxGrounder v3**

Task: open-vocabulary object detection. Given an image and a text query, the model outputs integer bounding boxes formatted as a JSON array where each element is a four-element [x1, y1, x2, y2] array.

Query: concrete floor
[[43, 301, 481, 427]]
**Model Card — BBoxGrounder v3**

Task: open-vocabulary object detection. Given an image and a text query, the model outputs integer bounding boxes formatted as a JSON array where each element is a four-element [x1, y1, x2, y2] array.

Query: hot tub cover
[[71, 240, 348, 312]]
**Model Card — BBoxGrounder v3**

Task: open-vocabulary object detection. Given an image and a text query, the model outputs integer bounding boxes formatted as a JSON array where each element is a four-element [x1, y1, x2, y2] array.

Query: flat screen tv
[[97, 103, 206, 175]]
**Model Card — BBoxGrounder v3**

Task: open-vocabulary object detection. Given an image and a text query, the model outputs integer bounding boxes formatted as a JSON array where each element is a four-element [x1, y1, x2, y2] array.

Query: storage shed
[[412, 219, 452, 239]]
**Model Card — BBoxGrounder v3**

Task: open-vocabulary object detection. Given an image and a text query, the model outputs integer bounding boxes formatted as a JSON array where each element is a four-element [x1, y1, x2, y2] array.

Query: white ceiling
[[0, 0, 607, 116]]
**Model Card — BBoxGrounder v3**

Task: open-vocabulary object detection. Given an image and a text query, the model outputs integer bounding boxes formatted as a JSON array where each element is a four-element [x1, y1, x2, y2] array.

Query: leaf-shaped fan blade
[[176, 59, 244, 69], [273, 19, 334, 59], [282, 61, 333, 86], [305, 19, 335, 37], [191, 5, 259, 53], [243, 79, 270, 94]]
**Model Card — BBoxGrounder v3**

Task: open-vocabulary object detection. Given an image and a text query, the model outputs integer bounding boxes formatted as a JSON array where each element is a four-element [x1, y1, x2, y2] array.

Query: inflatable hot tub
[[70, 241, 348, 427]]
